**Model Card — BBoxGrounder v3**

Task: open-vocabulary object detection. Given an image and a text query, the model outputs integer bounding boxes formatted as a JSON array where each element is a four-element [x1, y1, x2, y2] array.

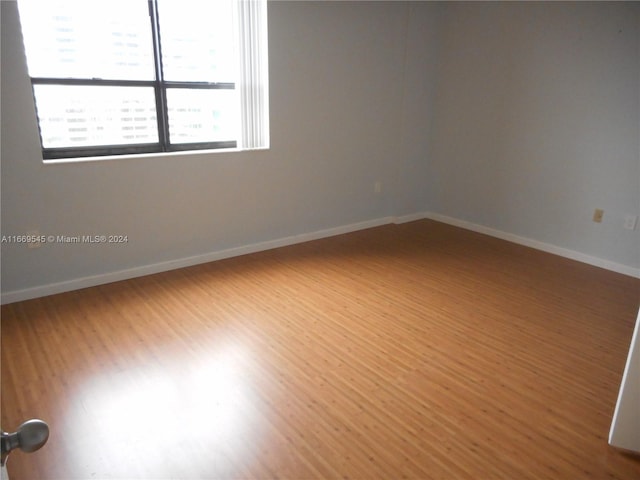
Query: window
[[17, 0, 269, 160]]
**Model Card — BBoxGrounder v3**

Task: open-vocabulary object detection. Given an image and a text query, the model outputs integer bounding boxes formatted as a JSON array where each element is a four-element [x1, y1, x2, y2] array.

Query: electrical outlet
[[374, 181, 382, 194], [593, 208, 604, 223], [623, 215, 637, 231]]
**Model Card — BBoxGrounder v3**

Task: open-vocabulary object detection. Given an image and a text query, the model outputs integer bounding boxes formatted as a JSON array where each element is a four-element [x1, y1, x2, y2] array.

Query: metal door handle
[[1, 419, 49, 466]]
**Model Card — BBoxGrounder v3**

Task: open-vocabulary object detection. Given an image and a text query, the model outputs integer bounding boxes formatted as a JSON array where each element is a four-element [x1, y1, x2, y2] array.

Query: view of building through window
[[17, 0, 250, 158]]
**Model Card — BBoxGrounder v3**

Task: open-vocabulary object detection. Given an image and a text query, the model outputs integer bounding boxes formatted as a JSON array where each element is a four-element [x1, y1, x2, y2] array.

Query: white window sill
[[42, 146, 270, 165]]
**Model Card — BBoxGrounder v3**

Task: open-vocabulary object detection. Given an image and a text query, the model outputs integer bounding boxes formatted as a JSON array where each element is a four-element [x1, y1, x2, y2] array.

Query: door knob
[[1, 419, 49, 466]]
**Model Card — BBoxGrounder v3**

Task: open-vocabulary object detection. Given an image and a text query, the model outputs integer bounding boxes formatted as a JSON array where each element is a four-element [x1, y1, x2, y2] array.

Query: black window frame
[[28, 0, 237, 161]]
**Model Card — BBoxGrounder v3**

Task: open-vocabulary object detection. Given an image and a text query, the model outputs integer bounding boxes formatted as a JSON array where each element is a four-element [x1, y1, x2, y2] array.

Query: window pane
[[167, 89, 238, 144], [33, 85, 158, 148], [157, 0, 235, 82], [17, 0, 154, 80]]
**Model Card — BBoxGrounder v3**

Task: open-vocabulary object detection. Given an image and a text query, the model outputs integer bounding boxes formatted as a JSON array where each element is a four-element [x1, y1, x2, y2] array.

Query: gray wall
[[1, 1, 638, 299], [429, 2, 639, 268]]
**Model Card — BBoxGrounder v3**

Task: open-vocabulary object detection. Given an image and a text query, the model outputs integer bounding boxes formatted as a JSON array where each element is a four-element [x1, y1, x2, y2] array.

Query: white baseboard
[[0, 216, 395, 305], [423, 212, 640, 279], [392, 212, 428, 224], [2, 212, 637, 304]]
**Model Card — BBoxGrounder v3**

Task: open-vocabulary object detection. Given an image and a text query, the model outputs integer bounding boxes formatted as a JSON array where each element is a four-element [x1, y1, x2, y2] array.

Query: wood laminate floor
[[2, 220, 639, 479]]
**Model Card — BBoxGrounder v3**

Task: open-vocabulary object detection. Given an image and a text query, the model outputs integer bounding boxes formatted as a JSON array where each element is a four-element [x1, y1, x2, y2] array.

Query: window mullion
[[148, 0, 170, 151]]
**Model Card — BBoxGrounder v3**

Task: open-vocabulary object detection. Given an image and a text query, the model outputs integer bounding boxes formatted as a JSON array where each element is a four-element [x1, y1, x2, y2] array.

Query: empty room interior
[[1, 1, 639, 479]]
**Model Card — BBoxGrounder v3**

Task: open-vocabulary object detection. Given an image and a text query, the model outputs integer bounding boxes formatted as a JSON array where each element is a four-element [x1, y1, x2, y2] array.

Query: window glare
[[34, 85, 158, 148], [17, 0, 154, 80], [157, 0, 236, 83], [167, 89, 238, 144]]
